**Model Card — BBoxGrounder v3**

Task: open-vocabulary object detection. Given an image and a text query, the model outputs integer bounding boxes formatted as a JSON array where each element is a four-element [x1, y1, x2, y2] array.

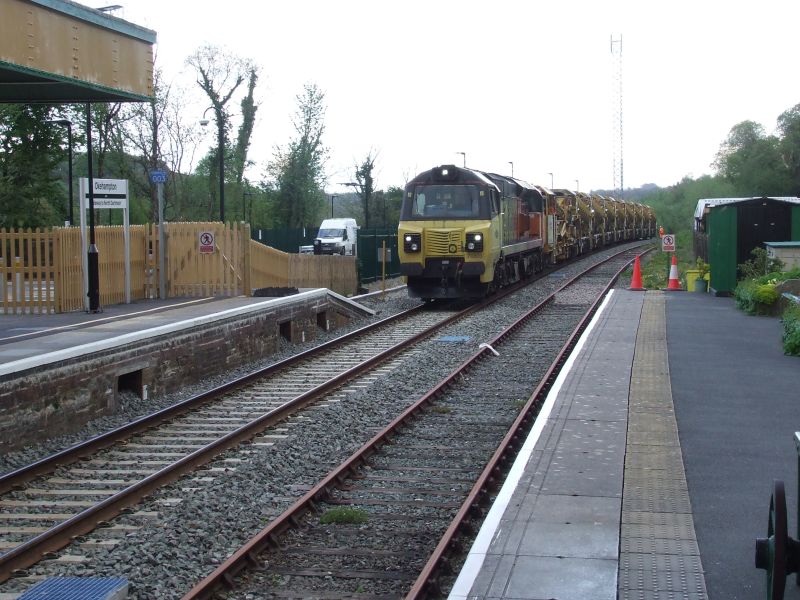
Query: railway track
[[0, 304, 470, 582], [182, 246, 647, 600], [0, 242, 650, 597]]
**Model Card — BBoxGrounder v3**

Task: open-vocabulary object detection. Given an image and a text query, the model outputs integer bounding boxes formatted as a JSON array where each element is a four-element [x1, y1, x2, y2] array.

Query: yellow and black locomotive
[[397, 164, 655, 299]]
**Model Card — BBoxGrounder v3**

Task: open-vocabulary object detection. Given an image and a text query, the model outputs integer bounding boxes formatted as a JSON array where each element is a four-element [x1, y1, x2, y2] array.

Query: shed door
[[736, 201, 791, 265]]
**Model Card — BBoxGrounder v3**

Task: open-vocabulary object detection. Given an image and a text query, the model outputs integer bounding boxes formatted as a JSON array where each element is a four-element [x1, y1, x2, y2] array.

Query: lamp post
[[330, 194, 338, 218], [200, 107, 225, 222], [547, 172, 553, 189], [243, 190, 254, 223], [457, 152, 466, 168], [508, 161, 514, 177], [338, 182, 362, 225], [575, 179, 579, 192], [48, 119, 73, 225], [85, 103, 100, 312]]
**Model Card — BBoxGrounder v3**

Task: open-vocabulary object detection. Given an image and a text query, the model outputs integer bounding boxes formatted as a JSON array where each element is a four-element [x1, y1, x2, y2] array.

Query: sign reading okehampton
[[661, 234, 676, 252], [87, 179, 128, 209]]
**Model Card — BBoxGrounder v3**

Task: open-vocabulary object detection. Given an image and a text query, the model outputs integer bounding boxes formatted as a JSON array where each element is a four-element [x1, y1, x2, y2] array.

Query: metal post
[[158, 181, 166, 299], [381, 239, 386, 300], [548, 172, 553, 189], [85, 103, 100, 313], [65, 123, 73, 226], [218, 120, 225, 222], [795, 431, 800, 586]]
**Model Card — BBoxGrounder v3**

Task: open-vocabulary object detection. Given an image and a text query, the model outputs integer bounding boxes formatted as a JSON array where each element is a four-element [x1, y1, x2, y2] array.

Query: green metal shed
[[693, 197, 800, 295]]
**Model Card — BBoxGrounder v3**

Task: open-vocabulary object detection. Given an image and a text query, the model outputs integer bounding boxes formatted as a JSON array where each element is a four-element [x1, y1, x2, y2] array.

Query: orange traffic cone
[[629, 255, 644, 291], [665, 254, 683, 290]]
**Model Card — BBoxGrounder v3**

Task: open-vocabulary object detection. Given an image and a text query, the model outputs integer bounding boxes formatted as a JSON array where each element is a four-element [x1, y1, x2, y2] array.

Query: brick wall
[[0, 297, 363, 453]]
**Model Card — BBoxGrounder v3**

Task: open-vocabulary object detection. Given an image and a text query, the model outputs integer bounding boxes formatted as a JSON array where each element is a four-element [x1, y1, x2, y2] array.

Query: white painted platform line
[[0, 289, 363, 377], [448, 290, 616, 600]]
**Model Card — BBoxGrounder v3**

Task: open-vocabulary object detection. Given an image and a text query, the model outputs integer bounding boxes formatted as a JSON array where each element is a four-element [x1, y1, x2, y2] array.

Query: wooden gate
[[165, 222, 250, 298]]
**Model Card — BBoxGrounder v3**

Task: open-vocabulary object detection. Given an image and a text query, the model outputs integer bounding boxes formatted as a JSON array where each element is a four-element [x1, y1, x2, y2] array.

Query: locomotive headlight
[[403, 232, 421, 253], [465, 232, 484, 252]]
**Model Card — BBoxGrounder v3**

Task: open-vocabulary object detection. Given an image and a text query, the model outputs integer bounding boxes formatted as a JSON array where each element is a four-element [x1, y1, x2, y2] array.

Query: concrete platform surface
[[450, 289, 800, 600], [0, 290, 373, 374]]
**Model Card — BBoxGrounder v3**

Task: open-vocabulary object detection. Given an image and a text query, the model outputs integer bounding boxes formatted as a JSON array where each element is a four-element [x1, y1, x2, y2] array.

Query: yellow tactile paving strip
[[619, 292, 709, 600]]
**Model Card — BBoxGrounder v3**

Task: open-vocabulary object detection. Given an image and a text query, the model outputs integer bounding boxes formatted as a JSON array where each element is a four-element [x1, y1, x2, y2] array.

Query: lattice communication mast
[[611, 35, 623, 199]]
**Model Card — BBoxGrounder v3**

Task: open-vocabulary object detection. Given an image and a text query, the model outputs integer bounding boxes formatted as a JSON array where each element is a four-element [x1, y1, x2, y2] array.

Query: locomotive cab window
[[401, 184, 488, 220]]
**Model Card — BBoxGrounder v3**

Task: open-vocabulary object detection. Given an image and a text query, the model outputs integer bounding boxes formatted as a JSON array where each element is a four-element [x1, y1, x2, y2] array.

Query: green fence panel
[[252, 227, 317, 253], [357, 228, 401, 284]]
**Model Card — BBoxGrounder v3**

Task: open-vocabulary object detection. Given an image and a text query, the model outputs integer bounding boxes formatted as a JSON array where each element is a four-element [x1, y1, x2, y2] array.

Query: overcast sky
[[98, 0, 799, 195]]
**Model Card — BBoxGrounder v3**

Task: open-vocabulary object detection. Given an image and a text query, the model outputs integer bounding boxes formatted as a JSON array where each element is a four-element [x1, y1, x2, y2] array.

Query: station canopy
[[0, 0, 155, 104]]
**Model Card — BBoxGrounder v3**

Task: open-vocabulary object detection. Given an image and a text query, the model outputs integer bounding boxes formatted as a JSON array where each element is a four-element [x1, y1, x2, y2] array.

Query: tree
[[233, 67, 259, 186], [0, 104, 66, 228], [713, 120, 792, 195], [269, 84, 328, 228], [354, 150, 377, 228], [120, 68, 203, 222], [186, 44, 255, 220], [777, 103, 800, 195]]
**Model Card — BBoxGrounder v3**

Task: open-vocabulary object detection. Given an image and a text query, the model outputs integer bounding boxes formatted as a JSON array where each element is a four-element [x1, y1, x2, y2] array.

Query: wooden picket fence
[[0, 222, 358, 314], [249, 241, 358, 296]]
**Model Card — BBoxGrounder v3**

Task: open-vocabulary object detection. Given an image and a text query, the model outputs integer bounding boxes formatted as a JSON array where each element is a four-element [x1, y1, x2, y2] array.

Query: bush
[[783, 305, 800, 356], [738, 247, 785, 279], [752, 268, 800, 286], [734, 280, 779, 315], [753, 284, 779, 306]]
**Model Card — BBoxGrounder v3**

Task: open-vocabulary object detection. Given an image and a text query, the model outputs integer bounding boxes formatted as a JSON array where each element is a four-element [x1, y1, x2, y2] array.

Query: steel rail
[[180, 245, 650, 600], [0, 303, 475, 582], [404, 247, 651, 598], [0, 305, 425, 495]]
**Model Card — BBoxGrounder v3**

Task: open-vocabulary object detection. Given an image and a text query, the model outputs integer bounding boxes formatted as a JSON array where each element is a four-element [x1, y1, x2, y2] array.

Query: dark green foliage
[[734, 280, 780, 315], [738, 247, 786, 280], [0, 104, 67, 228], [354, 152, 376, 228], [642, 174, 736, 239], [777, 103, 800, 195], [713, 120, 794, 195], [270, 84, 328, 228], [782, 305, 800, 356], [734, 280, 762, 315]]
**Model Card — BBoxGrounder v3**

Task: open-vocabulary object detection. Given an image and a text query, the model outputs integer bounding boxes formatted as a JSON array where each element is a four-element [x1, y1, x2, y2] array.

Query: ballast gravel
[[0, 242, 646, 599]]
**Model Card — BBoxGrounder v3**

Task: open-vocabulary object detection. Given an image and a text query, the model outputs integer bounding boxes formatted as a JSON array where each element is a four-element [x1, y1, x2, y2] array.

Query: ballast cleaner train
[[397, 164, 655, 300]]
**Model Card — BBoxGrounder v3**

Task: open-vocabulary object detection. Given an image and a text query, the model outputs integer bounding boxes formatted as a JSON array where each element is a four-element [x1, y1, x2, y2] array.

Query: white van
[[313, 218, 358, 256]]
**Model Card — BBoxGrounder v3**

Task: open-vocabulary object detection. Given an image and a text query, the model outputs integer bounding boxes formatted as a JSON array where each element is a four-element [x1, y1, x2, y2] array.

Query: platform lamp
[[48, 119, 73, 225], [338, 182, 362, 226], [575, 179, 579, 193], [330, 194, 338, 218], [508, 161, 514, 178], [547, 172, 554, 189], [200, 107, 225, 222], [457, 152, 466, 168]]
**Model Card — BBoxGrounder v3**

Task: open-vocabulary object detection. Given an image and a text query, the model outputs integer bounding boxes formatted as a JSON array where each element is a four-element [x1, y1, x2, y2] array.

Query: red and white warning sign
[[661, 234, 675, 252], [199, 231, 215, 254]]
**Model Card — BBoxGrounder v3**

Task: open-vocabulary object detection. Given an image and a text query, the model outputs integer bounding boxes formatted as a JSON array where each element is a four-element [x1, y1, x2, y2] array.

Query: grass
[[319, 507, 369, 525]]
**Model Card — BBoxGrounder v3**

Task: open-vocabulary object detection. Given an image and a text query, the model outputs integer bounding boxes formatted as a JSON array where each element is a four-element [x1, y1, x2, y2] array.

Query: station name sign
[[84, 178, 128, 209]]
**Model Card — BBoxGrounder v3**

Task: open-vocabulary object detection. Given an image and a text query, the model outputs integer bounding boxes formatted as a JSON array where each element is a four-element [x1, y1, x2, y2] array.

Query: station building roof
[[0, 0, 155, 103], [694, 197, 800, 221]]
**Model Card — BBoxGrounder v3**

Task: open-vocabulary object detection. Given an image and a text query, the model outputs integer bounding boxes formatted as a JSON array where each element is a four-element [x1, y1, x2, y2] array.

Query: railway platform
[[449, 289, 800, 600], [0, 291, 374, 370], [0, 290, 375, 453]]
